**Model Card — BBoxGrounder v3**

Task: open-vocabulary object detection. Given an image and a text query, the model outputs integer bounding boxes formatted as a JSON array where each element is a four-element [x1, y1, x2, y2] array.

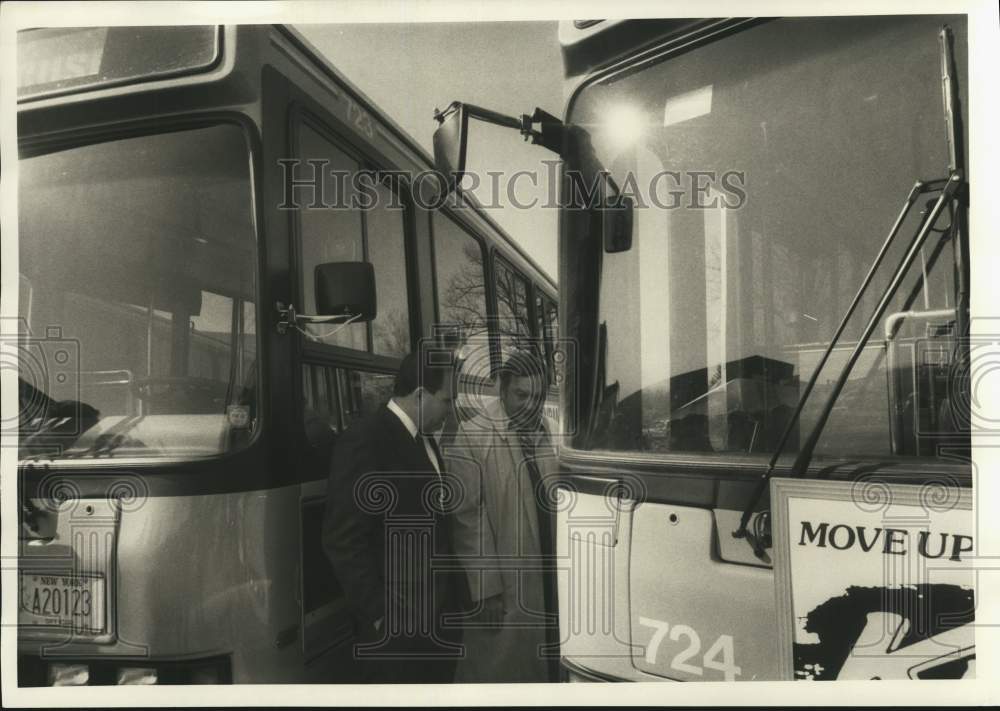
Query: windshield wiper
[[788, 175, 962, 473], [940, 24, 970, 397], [733, 174, 963, 558], [60, 413, 147, 459]]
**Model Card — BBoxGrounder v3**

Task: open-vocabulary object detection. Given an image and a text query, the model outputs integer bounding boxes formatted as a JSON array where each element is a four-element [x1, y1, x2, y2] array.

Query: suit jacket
[[322, 403, 460, 633]]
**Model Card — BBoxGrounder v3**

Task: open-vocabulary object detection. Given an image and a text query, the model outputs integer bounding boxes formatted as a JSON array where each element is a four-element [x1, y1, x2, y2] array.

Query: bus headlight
[[48, 663, 88, 686], [116, 667, 158, 685]]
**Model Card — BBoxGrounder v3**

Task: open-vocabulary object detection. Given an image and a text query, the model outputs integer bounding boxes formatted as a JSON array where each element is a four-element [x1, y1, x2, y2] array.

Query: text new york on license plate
[[20, 573, 106, 632]]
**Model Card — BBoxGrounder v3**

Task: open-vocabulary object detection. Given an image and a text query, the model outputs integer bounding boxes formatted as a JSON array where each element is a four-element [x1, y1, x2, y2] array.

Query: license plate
[[19, 572, 106, 632]]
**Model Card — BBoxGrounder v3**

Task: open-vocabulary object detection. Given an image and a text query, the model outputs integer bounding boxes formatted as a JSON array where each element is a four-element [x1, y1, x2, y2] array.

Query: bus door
[[270, 68, 419, 678]]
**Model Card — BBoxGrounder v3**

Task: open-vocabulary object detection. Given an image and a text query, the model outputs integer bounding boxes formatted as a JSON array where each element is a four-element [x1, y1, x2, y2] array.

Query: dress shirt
[[387, 398, 442, 474]]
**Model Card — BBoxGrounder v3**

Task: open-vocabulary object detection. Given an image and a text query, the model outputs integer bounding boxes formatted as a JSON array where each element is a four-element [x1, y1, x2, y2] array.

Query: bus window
[[534, 290, 556, 385], [296, 123, 366, 350], [431, 212, 490, 377], [366, 180, 411, 357], [302, 364, 341, 449], [544, 297, 558, 347], [493, 256, 533, 361], [336, 368, 395, 429], [303, 364, 315, 412], [574, 15, 965, 460], [295, 123, 413, 357], [242, 300, 257, 385], [17, 123, 258, 460], [542, 294, 559, 388], [534, 292, 546, 344], [17, 26, 220, 100]]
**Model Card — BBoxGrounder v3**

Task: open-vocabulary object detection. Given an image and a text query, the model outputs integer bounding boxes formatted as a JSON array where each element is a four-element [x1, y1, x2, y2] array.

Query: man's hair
[[498, 348, 547, 393], [393, 350, 454, 397]]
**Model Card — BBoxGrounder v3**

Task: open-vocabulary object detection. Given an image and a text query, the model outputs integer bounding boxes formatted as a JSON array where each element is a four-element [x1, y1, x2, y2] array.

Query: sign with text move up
[[771, 478, 975, 681]]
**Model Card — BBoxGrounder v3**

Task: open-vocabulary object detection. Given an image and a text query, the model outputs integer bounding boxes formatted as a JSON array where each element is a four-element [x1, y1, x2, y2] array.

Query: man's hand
[[479, 593, 505, 627]]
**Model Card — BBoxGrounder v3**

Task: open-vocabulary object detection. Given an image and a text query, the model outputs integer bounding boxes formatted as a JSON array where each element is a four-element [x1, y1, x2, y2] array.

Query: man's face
[[419, 378, 456, 434], [501, 374, 545, 431]]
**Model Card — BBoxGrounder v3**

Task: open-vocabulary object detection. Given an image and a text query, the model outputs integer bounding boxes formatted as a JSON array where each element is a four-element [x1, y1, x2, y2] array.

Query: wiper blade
[[64, 414, 146, 459], [733, 175, 961, 557], [940, 24, 970, 368], [788, 174, 963, 478]]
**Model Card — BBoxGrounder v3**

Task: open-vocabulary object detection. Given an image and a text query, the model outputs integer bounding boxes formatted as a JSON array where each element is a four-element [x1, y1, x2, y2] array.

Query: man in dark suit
[[322, 351, 463, 683]]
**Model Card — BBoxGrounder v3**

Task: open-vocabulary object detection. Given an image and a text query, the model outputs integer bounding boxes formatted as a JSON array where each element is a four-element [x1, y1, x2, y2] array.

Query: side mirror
[[314, 262, 377, 321], [603, 194, 634, 253], [433, 103, 469, 193]]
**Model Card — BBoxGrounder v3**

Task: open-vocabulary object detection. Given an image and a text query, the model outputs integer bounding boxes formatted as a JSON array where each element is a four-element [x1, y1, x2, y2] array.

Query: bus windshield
[[570, 16, 968, 460], [18, 124, 258, 460]]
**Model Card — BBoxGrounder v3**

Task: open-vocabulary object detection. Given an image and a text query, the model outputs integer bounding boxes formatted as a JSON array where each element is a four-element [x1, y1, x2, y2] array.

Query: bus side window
[[294, 122, 414, 359], [533, 289, 551, 384], [540, 293, 559, 389], [365, 179, 411, 357], [302, 363, 340, 450], [431, 211, 491, 381], [295, 123, 367, 350], [493, 255, 532, 362], [300, 364, 394, 442], [335, 368, 395, 430], [534, 291, 546, 346]]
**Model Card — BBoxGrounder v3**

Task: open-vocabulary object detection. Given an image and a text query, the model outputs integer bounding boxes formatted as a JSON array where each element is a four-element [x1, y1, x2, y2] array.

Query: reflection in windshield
[[574, 16, 968, 460], [18, 124, 258, 460]]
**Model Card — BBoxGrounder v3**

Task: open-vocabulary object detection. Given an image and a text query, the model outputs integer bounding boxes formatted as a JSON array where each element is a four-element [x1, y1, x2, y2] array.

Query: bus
[[433, 15, 974, 682], [14, 24, 557, 685]]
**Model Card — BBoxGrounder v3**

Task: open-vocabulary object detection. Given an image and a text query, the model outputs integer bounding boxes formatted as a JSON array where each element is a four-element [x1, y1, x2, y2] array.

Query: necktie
[[517, 428, 552, 554], [417, 433, 445, 507], [419, 432, 442, 473], [517, 425, 557, 640]]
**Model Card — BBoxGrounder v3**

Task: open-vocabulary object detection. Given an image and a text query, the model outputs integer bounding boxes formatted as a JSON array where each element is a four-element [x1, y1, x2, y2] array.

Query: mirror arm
[[433, 102, 576, 158], [522, 108, 568, 156], [433, 101, 523, 132], [275, 301, 360, 335]]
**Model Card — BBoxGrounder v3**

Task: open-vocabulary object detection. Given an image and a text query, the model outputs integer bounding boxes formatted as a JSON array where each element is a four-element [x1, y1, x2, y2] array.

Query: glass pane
[[337, 369, 395, 429], [544, 297, 559, 387], [18, 26, 219, 100], [432, 213, 492, 381], [297, 124, 367, 349], [535, 293, 546, 341], [241, 300, 257, 387], [545, 298, 559, 344], [18, 124, 258, 460], [494, 258, 533, 362], [303, 364, 315, 411], [303, 364, 341, 446], [367, 181, 411, 357], [573, 15, 967, 459]]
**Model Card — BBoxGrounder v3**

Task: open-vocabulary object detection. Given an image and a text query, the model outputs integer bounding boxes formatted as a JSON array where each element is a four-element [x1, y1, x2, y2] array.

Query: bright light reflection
[[603, 103, 646, 151]]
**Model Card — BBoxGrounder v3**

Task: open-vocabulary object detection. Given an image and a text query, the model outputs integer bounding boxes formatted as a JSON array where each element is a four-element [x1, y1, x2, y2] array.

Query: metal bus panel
[[18, 487, 329, 683], [628, 503, 778, 681]]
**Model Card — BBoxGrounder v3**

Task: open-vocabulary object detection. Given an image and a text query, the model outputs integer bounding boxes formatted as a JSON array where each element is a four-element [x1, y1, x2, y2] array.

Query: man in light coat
[[445, 349, 560, 682]]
